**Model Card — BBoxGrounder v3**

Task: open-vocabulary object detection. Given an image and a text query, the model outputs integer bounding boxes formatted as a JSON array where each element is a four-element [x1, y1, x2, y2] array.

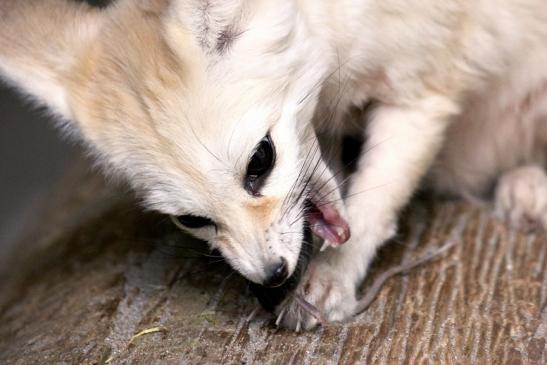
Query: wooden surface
[[0, 167, 545, 365]]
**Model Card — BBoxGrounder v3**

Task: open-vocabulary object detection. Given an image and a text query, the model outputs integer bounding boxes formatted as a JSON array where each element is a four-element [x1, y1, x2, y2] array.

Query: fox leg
[[495, 165, 547, 232], [277, 96, 458, 329]]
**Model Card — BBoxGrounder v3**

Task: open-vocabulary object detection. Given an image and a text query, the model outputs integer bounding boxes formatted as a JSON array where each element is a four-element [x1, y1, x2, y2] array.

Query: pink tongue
[[307, 203, 350, 245]]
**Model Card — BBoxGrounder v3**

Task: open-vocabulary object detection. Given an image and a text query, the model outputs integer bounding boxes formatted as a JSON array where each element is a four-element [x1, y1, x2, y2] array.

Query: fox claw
[[275, 307, 287, 327]]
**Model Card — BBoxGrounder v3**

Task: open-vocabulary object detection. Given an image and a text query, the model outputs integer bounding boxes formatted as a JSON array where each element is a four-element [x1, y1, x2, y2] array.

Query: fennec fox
[[1, 0, 546, 330]]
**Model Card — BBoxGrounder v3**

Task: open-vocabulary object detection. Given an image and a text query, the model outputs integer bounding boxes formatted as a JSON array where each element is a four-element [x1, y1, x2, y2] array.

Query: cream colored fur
[[1, 0, 546, 330]]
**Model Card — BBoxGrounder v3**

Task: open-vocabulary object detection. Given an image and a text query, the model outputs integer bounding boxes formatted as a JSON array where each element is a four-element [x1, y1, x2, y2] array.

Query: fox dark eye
[[245, 133, 276, 195], [176, 214, 215, 229]]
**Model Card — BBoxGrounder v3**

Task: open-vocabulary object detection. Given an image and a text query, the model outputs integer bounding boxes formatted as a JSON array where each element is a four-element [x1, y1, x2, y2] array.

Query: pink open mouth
[[305, 199, 351, 247]]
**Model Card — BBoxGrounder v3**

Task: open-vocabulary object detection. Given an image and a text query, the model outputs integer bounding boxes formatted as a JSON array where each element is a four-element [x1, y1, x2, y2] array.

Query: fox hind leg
[[494, 165, 547, 232]]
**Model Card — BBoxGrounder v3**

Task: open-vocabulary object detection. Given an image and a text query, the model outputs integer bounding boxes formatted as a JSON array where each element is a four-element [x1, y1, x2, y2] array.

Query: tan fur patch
[[244, 197, 279, 225]]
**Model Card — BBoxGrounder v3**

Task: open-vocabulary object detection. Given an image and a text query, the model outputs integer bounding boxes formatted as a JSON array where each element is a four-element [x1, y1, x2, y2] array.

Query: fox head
[[0, 0, 349, 286]]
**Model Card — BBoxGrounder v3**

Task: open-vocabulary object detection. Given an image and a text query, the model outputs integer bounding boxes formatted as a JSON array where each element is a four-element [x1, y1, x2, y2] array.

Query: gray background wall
[[0, 83, 81, 259]]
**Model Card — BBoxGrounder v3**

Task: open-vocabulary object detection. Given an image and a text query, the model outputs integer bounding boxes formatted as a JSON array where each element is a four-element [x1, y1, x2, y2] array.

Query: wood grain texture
[[0, 168, 545, 365]]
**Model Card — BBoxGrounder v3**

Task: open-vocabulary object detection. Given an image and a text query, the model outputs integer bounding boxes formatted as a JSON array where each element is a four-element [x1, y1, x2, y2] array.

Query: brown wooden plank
[[0, 167, 545, 364]]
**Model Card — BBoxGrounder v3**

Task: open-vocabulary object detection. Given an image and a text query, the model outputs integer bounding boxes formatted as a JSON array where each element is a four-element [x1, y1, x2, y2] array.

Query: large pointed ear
[[0, 1, 106, 121]]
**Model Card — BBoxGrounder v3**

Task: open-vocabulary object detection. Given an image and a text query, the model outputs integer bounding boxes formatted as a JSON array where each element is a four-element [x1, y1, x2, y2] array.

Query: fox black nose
[[263, 258, 288, 288]]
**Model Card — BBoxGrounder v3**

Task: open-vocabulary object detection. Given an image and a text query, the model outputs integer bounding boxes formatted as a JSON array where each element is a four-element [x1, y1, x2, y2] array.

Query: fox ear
[[0, 1, 105, 121], [168, 0, 246, 52]]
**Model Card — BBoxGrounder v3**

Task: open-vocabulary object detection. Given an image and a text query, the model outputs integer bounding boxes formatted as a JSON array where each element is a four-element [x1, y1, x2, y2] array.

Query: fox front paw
[[275, 260, 358, 331]]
